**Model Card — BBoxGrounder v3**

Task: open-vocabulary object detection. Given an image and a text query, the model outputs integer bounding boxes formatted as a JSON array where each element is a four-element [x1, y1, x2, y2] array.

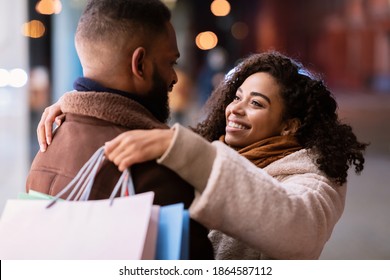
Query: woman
[[39, 51, 368, 259]]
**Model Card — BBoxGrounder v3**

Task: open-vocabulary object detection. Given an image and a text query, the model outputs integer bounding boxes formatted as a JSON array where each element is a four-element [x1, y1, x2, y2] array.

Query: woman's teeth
[[228, 121, 247, 129]]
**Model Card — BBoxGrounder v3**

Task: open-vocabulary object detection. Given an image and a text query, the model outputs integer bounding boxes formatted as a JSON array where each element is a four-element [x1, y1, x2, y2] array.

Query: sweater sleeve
[[157, 123, 217, 192]]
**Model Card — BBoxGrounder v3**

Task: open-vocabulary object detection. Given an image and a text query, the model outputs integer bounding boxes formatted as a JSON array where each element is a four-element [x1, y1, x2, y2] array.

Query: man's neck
[[73, 77, 143, 104]]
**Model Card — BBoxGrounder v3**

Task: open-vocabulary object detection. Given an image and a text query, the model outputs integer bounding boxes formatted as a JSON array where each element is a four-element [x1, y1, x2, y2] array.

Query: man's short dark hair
[[76, 0, 171, 45]]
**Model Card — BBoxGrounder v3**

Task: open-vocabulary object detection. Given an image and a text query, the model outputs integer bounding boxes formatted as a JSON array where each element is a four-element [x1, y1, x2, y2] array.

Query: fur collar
[[60, 91, 168, 129]]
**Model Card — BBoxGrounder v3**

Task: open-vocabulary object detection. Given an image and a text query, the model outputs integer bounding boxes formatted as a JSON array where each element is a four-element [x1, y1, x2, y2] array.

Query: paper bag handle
[[47, 146, 135, 208]]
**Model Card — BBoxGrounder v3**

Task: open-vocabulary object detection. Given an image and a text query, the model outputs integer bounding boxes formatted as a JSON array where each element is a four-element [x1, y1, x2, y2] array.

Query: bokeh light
[[0, 69, 28, 88], [8, 69, 28, 88], [22, 20, 46, 38], [36, 0, 62, 15], [210, 0, 231, 17], [195, 31, 218, 50]]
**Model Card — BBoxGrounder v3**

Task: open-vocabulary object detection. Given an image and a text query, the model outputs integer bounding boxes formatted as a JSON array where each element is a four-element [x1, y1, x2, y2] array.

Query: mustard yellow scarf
[[219, 135, 302, 168]]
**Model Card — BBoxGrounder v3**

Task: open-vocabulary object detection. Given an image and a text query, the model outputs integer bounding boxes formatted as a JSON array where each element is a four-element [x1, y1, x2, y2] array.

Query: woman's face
[[225, 72, 286, 148]]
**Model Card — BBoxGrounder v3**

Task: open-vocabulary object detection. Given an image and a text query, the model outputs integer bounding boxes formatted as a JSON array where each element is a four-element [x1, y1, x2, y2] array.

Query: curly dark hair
[[194, 51, 368, 185]]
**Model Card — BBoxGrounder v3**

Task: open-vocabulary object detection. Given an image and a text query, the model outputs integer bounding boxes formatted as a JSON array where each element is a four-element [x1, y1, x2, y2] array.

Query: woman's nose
[[230, 101, 245, 115]]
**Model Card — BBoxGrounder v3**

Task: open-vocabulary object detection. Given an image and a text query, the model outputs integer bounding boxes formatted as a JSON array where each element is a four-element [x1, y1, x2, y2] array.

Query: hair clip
[[298, 68, 313, 78]]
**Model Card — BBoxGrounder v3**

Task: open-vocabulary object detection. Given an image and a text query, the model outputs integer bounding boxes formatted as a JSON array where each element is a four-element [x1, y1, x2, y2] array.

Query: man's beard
[[142, 67, 170, 123]]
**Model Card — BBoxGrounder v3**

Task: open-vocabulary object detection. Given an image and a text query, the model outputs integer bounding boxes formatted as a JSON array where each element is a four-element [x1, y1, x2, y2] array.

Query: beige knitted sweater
[[158, 124, 346, 260]]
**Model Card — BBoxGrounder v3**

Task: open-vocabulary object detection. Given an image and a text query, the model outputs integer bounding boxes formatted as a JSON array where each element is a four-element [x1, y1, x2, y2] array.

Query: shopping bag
[[156, 203, 189, 260], [16, 189, 160, 260], [15, 193, 189, 260], [17, 190, 56, 200], [0, 192, 154, 259], [181, 210, 190, 259], [0, 147, 154, 260], [141, 205, 160, 260]]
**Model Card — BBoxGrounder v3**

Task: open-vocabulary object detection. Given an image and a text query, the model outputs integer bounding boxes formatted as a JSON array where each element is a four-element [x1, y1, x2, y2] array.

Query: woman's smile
[[226, 120, 249, 131]]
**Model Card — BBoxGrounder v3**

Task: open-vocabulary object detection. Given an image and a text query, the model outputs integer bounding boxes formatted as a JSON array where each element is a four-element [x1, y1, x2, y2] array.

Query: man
[[27, 0, 213, 260]]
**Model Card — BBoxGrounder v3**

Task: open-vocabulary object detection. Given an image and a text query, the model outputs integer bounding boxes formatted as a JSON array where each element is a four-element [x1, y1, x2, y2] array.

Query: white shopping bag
[[0, 191, 154, 260]]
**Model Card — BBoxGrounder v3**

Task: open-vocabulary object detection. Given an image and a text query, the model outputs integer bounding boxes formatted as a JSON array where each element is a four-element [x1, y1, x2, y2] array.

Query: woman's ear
[[281, 118, 301, 136], [131, 47, 146, 79]]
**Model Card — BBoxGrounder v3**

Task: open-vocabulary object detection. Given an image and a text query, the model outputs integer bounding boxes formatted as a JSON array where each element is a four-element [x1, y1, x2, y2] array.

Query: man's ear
[[131, 47, 146, 79], [281, 118, 301, 136]]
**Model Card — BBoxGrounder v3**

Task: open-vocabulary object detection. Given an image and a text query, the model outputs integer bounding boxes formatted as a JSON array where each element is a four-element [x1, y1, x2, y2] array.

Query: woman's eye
[[252, 100, 263, 107]]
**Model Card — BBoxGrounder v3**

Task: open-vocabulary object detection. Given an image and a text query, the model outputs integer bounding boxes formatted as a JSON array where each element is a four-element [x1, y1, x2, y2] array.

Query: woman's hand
[[105, 129, 174, 171], [37, 101, 64, 152]]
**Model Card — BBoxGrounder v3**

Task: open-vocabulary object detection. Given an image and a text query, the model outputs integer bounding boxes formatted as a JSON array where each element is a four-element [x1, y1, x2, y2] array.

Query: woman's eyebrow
[[251, 92, 271, 104], [238, 88, 271, 104]]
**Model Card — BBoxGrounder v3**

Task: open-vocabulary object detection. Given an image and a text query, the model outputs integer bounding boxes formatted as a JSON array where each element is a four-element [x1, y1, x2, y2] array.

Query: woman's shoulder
[[264, 149, 320, 176]]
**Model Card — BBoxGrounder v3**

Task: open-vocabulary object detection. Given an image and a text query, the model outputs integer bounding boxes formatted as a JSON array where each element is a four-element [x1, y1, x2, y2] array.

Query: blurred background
[[0, 0, 389, 259]]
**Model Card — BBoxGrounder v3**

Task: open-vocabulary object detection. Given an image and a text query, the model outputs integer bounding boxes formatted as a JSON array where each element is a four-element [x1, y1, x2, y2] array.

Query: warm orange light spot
[[210, 0, 231, 17], [22, 20, 46, 38], [36, 0, 62, 15], [195, 31, 218, 50]]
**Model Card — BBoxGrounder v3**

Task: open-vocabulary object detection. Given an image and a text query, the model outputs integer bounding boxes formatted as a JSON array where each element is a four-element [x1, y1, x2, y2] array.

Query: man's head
[[75, 0, 180, 122]]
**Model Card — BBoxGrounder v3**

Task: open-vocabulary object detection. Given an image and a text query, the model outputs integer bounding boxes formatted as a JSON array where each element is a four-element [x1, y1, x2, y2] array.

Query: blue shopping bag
[[156, 203, 189, 260], [180, 210, 190, 260]]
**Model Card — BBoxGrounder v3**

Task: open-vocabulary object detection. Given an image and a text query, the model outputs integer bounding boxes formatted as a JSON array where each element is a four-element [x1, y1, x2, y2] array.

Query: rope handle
[[46, 146, 135, 208]]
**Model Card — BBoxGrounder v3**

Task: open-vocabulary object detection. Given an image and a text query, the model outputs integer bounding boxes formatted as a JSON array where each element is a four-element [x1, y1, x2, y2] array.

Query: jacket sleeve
[[158, 124, 346, 259]]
